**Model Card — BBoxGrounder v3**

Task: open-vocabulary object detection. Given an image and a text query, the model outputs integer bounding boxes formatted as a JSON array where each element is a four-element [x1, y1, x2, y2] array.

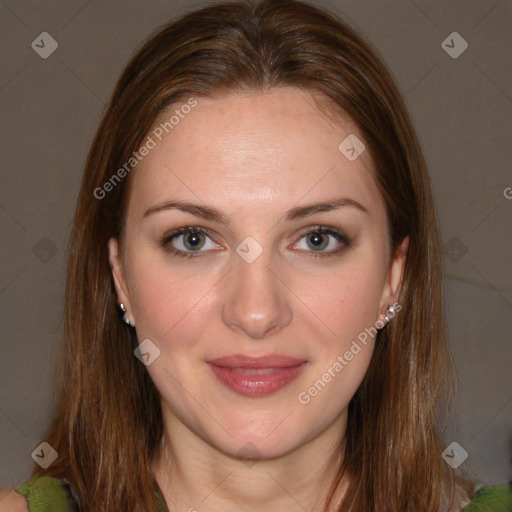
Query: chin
[[214, 431, 303, 462], [198, 410, 311, 461]]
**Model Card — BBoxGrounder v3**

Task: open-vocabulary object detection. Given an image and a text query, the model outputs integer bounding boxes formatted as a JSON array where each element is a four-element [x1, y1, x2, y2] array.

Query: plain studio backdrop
[[0, 0, 511, 491]]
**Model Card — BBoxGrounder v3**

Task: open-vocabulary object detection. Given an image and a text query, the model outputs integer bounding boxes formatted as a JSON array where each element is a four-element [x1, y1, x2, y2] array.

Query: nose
[[221, 249, 292, 340]]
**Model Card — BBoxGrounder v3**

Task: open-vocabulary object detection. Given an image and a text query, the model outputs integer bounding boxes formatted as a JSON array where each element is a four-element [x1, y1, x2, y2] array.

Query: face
[[108, 87, 408, 460]]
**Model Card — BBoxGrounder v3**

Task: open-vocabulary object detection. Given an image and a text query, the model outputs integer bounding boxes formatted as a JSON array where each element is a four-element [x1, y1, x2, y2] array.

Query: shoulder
[[0, 488, 29, 512], [11, 476, 78, 512], [461, 484, 512, 511]]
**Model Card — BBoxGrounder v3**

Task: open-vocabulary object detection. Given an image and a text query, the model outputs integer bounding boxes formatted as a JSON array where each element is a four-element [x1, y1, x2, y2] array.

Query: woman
[[4, 0, 510, 510]]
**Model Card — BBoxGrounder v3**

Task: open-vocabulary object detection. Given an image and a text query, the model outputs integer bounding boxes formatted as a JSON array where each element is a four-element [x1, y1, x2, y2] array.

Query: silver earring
[[118, 303, 131, 325], [384, 305, 395, 323]]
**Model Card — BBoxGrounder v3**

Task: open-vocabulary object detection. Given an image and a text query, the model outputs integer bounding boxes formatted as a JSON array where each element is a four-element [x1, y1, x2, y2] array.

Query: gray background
[[1, 0, 511, 492]]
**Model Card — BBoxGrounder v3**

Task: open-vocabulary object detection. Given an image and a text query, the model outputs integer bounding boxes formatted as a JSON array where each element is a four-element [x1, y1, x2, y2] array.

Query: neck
[[152, 407, 350, 512]]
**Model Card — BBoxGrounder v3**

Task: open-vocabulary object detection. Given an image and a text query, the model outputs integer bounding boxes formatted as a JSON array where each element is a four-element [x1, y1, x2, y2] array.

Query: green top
[[460, 484, 512, 511], [16, 475, 169, 511], [15, 476, 511, 511]]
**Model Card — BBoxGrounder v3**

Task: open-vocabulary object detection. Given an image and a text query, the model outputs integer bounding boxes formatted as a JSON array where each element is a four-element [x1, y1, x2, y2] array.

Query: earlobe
[[107, 238, 136, 327]]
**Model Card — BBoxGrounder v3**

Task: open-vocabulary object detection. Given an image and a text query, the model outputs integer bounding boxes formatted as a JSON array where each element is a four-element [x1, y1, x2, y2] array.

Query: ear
[[108, 237, 135, 326], [378, 235, 409, 317]]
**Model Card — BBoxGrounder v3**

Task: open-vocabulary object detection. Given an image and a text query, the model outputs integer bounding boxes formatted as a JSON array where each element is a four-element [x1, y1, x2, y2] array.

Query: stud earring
[[384, 305, 395, 323], [118, 303, 131, 326]]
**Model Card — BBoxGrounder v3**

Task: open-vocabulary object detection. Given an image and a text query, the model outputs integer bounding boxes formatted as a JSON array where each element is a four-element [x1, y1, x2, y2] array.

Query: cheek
[[129, 263, 216, 346], [292, 266, 382, 422], [292, 259, 385, 345], [128, 243, 386, 348]]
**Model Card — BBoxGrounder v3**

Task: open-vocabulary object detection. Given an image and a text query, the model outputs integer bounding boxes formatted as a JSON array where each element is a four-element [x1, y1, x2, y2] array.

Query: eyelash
[[159, 225, 352, 259]]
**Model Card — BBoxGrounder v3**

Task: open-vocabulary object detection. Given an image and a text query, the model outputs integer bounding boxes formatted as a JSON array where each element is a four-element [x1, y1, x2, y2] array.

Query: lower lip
[[207, 362, 308, 397]]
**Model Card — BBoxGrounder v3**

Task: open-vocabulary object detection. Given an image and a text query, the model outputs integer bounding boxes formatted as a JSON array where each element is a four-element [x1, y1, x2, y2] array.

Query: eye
[[292, 225, 351, 257], [160, 226, 220, 258], [160, 225, 352, 259]]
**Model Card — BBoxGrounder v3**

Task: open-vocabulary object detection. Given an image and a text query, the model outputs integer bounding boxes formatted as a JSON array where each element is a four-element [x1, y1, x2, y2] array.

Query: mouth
[[206, 354, 308, 397]]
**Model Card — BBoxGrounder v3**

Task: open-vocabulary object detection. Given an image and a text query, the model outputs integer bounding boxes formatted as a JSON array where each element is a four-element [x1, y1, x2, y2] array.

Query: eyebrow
[[143, 196, 369, 224]]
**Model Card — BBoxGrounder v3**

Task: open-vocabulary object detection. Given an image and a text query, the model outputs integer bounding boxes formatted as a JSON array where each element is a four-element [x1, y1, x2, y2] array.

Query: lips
[[207, 354, 307, 369], [206, 354, 308, 397]]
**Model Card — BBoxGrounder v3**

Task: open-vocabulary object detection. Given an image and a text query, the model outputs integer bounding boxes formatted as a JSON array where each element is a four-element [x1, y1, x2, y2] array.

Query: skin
[[0, 489, 28, 512], [108, 87, 409, 512]]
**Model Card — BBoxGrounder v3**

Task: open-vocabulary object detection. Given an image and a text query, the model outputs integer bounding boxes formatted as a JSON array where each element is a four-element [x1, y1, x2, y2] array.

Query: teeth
[[235, 368, 280, 375]]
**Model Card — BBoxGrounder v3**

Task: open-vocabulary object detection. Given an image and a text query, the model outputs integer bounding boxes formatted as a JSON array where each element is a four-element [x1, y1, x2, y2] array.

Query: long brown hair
[[32, 0, 475, 510]]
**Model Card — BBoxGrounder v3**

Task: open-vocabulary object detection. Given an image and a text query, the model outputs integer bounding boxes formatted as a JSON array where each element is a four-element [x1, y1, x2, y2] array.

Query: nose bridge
[[221, 243, 292, 339]]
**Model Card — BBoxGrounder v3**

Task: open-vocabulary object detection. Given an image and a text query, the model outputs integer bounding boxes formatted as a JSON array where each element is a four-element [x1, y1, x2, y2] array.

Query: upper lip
[[206, 354, 308, 369]]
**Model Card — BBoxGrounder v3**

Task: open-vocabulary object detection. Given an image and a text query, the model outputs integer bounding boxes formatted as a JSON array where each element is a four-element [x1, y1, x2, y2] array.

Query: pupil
[[185, 232, 202, 249], [308, 232, 327, 250]]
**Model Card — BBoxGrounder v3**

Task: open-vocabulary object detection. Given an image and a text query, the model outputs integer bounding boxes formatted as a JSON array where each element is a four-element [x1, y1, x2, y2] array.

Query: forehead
[[127, 87, 384, 221]]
